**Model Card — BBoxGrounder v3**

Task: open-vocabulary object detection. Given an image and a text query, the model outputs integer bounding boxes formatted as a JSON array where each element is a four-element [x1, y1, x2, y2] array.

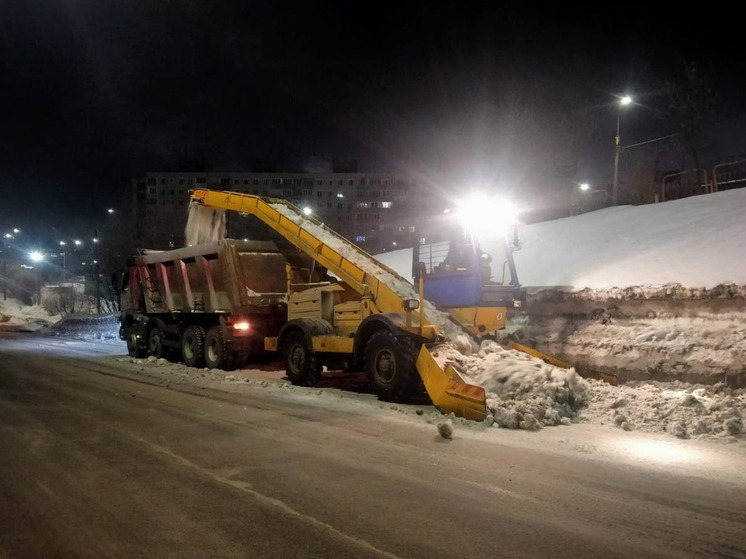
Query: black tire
[[204, 326, 236, 370], [147, 326, 165, 359], [126, 330, 147, 358], [283, 331, 322, 387], [182, 325, 206, 368], [364, 330, 420, 403]]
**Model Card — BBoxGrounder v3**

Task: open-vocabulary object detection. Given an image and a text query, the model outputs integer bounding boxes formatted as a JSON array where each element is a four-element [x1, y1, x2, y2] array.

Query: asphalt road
[[1, 333, 745, 559]]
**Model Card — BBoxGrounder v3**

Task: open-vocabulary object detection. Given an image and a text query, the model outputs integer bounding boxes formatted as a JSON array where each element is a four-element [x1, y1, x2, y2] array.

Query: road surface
[[1, 333, 745, 558]]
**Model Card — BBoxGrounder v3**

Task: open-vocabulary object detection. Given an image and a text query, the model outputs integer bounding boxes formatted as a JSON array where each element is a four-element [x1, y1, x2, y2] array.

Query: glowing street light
[[3, 233, 12, 239], [612, 94, 634, 205], [92, 237, 99, 243], [74, 239, 82, 246], [29, 251, 44, 263], [59, 241, 66, 246], [302, 207, 313, 215], [579, 183, 591, 191], [107, 208, 115, 214], [12, 228, 20, 234]]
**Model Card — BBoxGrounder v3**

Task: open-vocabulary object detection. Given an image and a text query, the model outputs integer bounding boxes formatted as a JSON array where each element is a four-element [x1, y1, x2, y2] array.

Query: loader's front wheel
[[364, 330, 420, 403], [283, 331, 322, 387]]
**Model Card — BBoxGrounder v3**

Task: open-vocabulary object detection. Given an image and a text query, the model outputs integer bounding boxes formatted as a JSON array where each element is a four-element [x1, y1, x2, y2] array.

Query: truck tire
[[147, 326, 165, 359], [205, 326, 236, 371], [283, 331, 322, 387], [126, 330, 147, 358], [182, 325, 206, 368], [364, 330, 420, 403]]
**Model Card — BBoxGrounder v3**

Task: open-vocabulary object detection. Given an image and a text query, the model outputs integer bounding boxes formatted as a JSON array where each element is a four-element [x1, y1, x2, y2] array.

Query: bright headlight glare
[[454, 194, 520, 232]]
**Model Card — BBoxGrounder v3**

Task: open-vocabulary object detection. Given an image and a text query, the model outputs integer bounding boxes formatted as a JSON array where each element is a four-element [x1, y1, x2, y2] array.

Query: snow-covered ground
[[108, 346, 744, 443], [0, 299, 60, 331], [376, 188, 746, 290]]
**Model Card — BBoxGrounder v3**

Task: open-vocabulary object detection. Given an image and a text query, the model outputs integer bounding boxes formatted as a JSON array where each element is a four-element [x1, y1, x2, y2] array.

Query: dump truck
[[118, 240, 290, 369], [171, 189, 526, 420]]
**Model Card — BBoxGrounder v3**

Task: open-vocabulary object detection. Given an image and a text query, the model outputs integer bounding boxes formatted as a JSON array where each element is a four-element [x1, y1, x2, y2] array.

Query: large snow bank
[[0, 299, 60, 331], [431, 341, 588, 430], [376, 189, 746, 290]]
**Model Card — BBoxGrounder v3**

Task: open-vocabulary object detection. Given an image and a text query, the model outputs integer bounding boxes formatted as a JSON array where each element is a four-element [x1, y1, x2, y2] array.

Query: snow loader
[[184, 189, 528, 420]]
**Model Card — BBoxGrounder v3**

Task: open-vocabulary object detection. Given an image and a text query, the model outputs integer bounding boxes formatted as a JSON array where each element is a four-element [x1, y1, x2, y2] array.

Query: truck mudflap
[[415, 346, 488, 421]]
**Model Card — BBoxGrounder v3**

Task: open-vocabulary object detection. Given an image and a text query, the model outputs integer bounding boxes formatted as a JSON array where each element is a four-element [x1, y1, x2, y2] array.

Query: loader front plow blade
[[415, 346, 488, 421]]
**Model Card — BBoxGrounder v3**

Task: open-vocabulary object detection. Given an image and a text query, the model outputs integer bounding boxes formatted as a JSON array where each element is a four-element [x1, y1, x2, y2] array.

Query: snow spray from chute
[[185, 201, 226, 246]]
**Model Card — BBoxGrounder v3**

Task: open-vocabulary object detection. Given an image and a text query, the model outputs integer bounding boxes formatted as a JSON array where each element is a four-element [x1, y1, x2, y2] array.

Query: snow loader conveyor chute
[[189, 188, 488, 420]]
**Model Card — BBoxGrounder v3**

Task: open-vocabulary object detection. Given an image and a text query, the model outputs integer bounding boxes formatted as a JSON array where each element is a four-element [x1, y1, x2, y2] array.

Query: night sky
[[1, 1, 744, 238]]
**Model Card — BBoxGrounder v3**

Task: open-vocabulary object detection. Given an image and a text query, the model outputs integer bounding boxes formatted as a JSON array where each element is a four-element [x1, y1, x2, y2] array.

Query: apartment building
[[131, 171, 421, 253]]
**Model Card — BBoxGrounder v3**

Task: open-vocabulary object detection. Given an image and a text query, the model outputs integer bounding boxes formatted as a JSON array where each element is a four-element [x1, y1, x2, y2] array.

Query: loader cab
[[412, 214, 522, 309]]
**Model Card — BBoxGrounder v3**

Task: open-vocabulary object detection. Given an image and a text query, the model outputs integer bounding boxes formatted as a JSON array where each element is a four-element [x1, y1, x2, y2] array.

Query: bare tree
[[666, 62, 719, 193]]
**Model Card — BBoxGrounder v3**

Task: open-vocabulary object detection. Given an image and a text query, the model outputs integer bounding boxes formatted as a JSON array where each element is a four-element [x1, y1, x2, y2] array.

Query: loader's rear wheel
[[283, 331, 322, 387], [364, 330, 420, 403], [182, 325, 206, 368], [147, 327, 165, 359], [205, 326, 236, 371]]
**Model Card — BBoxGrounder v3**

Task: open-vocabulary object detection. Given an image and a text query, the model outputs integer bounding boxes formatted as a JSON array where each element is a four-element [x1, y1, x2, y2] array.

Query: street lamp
[[2, 229, 21, 300], [612, 95, 633, 206], [107, 208, 115, 214], [302, 207, 313, 215], [29, 251, 44, 303], [579, 183, 591, 191]]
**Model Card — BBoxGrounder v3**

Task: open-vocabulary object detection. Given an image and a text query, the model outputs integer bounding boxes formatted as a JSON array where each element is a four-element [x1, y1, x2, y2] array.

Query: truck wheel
[[283, 331, 322, 387], [126, 331, 147, 358], [182, 325, 206, 368], [364, 330, 419, 403], [147, 327, 165, 359], [205, 326, 235, 371]]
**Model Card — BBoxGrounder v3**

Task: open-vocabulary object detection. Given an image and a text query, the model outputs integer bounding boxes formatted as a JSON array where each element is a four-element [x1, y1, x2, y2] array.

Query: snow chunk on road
[[582, 380, 745, 440], [432, 341, 588, 430]]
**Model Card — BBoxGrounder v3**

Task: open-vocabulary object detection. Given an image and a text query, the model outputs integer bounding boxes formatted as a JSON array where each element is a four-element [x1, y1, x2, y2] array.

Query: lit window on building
[[382, 201, 392, 208], [408, 226, 416, 232], [357, 202, 369, 208], [356, 235, 366, 242], [336, 192, 344, 198]]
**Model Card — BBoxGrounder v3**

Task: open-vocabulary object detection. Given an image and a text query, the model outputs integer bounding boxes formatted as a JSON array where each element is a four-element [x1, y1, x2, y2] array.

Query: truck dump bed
[[131, 240, 287, 316]]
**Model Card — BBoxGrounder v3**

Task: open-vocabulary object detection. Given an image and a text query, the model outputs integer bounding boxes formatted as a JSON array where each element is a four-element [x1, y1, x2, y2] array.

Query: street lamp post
[[29, 251, 44, 304], [2, 230, 20, 301], [612, 95, 633, 206]]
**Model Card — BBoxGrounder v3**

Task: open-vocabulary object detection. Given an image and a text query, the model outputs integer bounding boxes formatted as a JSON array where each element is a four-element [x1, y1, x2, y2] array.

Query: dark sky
[[1, 1, 744, 237]]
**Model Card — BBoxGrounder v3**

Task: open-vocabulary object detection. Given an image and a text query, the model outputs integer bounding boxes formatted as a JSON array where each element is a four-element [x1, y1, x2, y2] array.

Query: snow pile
[[431, 341, 588, 430], [42, 313, 121, 341], [376, 189, 746, 290], [0, 298, 60, 331], [522, 312, 746, 384], [583, 380, 745, 440]]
